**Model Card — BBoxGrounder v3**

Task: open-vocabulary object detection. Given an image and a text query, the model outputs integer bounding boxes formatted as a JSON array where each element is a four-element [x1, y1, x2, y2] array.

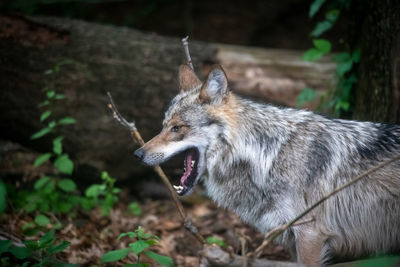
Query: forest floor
[[1, 191, 290, 266], [0, 146, 290, 266]]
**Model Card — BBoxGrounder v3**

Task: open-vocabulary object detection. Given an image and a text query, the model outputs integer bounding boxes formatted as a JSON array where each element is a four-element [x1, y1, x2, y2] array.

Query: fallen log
[[0, 15, 335, 182]]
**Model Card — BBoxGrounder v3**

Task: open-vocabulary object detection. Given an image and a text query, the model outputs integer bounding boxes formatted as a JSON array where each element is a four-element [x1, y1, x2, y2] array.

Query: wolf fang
[[134, 64, 400, 265]]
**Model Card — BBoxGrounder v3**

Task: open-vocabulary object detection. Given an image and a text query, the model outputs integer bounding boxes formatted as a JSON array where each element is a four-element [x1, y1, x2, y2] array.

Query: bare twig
[[239, 236, 248, 267], [181, 36, 194, 70], [107, 92, 205, 244], [250, 154, 400, 258]]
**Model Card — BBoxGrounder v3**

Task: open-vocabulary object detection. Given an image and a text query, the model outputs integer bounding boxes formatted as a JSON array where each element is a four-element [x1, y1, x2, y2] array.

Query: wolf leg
[[296, 228, 325, 266]]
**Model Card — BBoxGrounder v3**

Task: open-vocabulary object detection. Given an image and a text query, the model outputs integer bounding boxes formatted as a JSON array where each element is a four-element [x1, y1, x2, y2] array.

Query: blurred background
[[0, 0, 398, 266]]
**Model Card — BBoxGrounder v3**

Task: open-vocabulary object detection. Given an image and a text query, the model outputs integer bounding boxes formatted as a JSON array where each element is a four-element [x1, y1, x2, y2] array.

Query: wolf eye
[[170, 125, 182, 132]]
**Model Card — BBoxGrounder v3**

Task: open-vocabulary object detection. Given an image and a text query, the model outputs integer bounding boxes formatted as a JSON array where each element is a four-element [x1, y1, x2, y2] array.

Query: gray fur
[[136, 66, 400, 265]]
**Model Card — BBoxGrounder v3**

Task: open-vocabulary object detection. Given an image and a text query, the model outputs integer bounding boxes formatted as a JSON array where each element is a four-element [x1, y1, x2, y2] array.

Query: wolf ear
[[178, 64, 202, 92], [199, 65, 228, 104]]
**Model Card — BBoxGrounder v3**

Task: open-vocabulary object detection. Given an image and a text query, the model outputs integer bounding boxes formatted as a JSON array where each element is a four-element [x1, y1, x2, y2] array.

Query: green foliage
[[103, 226, 173, 267], [206, 236, 227, 248], [302, 39, 331, 61], [84, 171, 120, 216], [0, 180, 6, 215], [34, 214, 51, 227], [309, 0, 326, 18], [0, 230, 75, 267], [296, 88, 317, 107], [129, 202, 142, 216], [54, 154, 74, 175], [299, 0, 359, 116], [353, 255, 400, 267]]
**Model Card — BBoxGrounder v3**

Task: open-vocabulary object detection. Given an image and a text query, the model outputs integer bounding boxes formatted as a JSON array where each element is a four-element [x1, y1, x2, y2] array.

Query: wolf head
[[134, 64, 232, 196]]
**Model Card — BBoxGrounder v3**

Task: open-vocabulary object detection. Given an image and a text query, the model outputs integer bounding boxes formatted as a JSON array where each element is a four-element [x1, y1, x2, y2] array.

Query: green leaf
[[22, 222, 36, 232], [25, 202, 38, 213], [55, 94, 66, 100], [54, 154, 74, 175], [43, 180, 56, 194], [85, 185, 101, 198], [101, 248, 131, 263], [40, 110, 52, 122], [336, 61, 353, 76], [0, 240, 11, 254], [325, 9, 340, 22], [335, 52, 351, 62], [145, 239, 157, 246], [118, 232, 137, 240], [129, 240, 149, 255], [145, 251, 174, 267], [335, 100, 350, 111], [301, 49, 324, 61], [33, 153, 52, 167], [353, 255, 400, 267], [47, 90, 55, 99], [206, 236, 227, 248], [24, 240, 40, 250], [81, 198, 95, 210], [0, 180, 6, 215], [352, 49, 361, 63], [48, 120, 57, 128], [35, 214, 50, 227], [58, 202, 73, 213], [309, 0, 326, 18], [129, 202, 142, 216], [44, 69, 53, 75], [34, 176, 51, 190], [53, 222, 62, 230], [58, 179, 76, 192], [310, 21, 333, 37], [297, 88, 317, 107], [47, 241, 70, 255], [30, 127, 52, 140], [313, 39, 331, 54], [39, 100, 50, 107], [53, 137, 64, 155], [101, 171, 111, 180], [38, 230, 55, 248], [9, 246, 31, 259], [58, 117, 76, 125]]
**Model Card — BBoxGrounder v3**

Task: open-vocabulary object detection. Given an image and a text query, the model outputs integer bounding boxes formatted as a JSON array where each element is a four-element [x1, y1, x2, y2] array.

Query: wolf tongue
[[181, 153, 193, 185]]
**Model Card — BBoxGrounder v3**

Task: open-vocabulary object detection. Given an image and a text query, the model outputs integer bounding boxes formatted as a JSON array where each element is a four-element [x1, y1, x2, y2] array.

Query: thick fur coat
[[135, 64, 400, 265]]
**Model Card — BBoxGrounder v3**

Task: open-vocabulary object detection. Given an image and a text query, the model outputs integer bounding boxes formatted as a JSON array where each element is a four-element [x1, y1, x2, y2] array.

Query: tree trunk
[[0, 15, 335, 182], [352, 0, 400, 123]]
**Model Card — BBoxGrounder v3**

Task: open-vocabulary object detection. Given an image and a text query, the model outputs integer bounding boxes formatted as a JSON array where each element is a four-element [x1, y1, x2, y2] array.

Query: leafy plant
[[128, 202, 142, 216], [206, 236, 227, 248], [298, 0, 360, 116], [102, 226, 174, 267], [83, 171, 120, 216], [0, 230, 76, 267], [0, 180, 6, 216]]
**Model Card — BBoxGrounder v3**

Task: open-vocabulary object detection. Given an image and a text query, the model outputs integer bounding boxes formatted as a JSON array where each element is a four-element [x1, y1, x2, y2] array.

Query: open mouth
[[172, 147, 200, 196]]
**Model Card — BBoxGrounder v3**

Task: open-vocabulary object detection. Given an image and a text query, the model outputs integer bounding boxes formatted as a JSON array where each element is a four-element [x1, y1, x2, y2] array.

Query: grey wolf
[[134, 64, 400, 265]]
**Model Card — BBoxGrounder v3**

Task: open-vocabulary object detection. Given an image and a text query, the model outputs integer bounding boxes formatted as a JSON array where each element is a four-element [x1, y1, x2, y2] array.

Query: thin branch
[[251, 154, 400, 257], [181, 36, 194, 70], [107, 92, 205, 244]]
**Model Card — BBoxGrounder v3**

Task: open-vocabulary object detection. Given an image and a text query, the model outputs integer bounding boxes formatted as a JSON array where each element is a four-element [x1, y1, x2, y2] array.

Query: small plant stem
[[251, 154, 400, 257], [107, 93, 206, 245]]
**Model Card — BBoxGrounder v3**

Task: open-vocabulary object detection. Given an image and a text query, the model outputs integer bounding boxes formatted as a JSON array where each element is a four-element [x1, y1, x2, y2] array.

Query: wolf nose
[[134, 148, 145, 161]]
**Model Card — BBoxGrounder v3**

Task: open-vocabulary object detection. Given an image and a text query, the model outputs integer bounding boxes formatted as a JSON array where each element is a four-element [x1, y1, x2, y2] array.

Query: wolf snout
[[134, 148, 145, 161]]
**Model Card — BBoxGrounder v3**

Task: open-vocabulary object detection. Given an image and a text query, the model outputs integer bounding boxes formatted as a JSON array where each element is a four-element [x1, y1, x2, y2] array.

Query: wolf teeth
[[173, 185, 183, 193], [191, 160, 195, 167]]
